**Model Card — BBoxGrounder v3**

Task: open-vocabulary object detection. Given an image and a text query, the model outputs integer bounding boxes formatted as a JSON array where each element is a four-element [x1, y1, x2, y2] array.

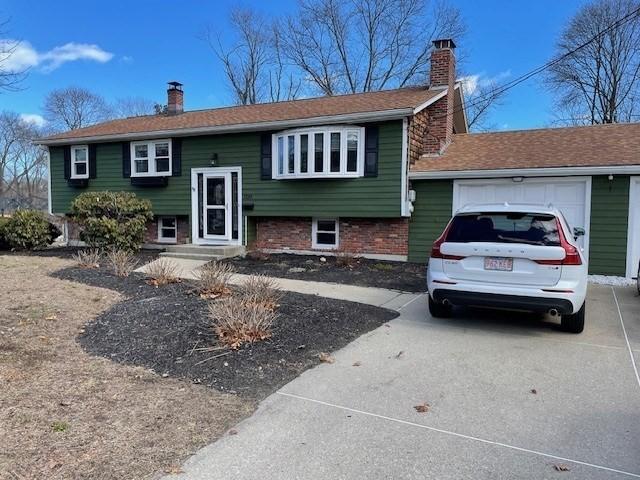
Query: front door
[[191, 167, 242, 245]]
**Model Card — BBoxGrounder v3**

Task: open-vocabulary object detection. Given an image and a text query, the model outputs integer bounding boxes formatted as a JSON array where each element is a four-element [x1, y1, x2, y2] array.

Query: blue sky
[[1, 0, 590, 131]]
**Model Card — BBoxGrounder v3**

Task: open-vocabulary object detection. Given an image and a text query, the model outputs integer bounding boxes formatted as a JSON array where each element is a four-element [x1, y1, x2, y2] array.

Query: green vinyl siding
[[408, 179, 453, 263], [588, 175, 629, 276], [50, 120, 403, 218]]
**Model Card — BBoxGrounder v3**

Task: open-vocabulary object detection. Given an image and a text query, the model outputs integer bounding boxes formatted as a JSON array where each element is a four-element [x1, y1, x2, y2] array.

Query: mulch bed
[[53, 266, 398, 400], [225, 253, 426, 292], [4, 246, 159, 264]]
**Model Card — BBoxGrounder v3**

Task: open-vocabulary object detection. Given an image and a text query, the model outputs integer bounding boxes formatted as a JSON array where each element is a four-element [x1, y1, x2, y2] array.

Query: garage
[[626, 176, 640, 278], [452, 177, 591, 259]]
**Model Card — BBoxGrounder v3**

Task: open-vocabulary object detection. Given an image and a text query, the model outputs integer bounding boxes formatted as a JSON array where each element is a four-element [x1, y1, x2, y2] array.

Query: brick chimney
[[167, 81, 184, 115], [422, 39, 456, 156]]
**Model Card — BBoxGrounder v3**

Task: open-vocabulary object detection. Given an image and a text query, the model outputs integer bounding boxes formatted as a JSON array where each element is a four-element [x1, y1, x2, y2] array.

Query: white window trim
[[157, 216, 177, 243], [272, 126, 365, 179], [70, 145, 89, 179], [312, 218, 339, 250], [130, 139, 172, 177]]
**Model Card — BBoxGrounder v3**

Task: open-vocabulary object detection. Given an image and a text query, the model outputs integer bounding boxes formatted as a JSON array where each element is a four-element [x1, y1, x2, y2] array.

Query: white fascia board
[[409, 165, 640, 180], [36, 108, 413, 146]]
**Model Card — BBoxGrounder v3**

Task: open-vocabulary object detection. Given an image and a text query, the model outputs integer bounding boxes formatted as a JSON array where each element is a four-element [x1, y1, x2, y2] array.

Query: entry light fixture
[[210, 153, 218, 166]]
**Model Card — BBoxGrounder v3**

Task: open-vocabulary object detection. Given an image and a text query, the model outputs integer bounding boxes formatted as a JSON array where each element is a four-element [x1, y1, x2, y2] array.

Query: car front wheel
[[561, 303, 585, 334], [428, 295, 452, 318]]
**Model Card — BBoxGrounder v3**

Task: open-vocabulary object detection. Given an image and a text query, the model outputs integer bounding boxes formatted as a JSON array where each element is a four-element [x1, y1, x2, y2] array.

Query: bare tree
[[0, 19, 27, 92], [282, 0, 466, 95], [460, 78, 506, 131], [113, 97, 157, 118], [43, 86, 113, 131], [546, 0, 640, 125]]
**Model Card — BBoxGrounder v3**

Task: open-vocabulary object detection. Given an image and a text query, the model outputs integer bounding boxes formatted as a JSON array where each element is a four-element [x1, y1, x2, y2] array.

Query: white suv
[[426, 203, 587, 333]]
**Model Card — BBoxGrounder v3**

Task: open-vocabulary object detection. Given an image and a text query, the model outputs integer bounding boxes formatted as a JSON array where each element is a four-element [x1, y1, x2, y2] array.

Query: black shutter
[[364, 126, 379, 177], [63, 146, 71, 180], [260, 133, 272, 180], [122, 142, 131, 178], [88, 144, 97, 179], [172, 138, 182, 176]]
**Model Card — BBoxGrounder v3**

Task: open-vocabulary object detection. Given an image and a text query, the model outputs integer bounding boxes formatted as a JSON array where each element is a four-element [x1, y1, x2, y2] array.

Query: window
[[446, 213, 560, 246], [157, 216, 177, 243], [131, 139, 172, 177], [312, 218, 339, 249], [273, 126, 364, 179], [71, 145, 89, 179]]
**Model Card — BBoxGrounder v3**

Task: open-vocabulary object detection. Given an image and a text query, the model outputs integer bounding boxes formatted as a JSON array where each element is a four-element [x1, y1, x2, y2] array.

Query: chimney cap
[[432, 39, 456, 50], [168, 81, 183, 91]]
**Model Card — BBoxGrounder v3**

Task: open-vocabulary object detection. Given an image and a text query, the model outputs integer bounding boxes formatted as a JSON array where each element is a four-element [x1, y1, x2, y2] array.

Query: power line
[[436, 4, 640, 121]]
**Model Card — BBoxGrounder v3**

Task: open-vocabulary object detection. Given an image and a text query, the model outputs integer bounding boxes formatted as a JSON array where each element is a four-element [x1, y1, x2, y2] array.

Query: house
[[39, 39, 640, 278]]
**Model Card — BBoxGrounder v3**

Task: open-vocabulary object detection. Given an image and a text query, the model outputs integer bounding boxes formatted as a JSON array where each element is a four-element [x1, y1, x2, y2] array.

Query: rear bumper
[[431, 289, 574, 315]]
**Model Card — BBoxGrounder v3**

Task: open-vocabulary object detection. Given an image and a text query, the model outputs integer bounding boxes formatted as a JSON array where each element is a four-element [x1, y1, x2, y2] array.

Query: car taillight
[[535, 219, 582, 266], [430, 220, 465, 260]]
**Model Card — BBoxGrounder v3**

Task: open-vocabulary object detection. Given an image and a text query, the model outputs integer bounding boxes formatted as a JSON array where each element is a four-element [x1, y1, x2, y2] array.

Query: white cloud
[[460, 70, 511, 96], [20, 113, 46, 127], [120, 55, 134, 64], [0, 39, 113, 73]]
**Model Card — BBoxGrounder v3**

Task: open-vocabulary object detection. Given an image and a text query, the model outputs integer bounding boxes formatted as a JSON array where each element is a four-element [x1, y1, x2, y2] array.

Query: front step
[[159, 244, 245, 261]]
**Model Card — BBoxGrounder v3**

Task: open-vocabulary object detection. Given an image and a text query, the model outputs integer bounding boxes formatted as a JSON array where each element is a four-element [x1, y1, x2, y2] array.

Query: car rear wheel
[[428, 295, 452, 318], [561, 303, 585, 334]]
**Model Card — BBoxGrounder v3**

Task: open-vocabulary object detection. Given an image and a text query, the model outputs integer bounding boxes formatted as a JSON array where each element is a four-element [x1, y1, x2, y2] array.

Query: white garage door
[[626, 177, 640, 278], [453, 177, 591, 258]]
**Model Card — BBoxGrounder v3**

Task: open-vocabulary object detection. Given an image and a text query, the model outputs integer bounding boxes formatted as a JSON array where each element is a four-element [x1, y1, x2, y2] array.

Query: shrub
[[2, 210, 60, 250], [0, 218, 9, 250], [246, 249, 271, 261], [335, 250, 358, 268], [239, 275, 282, 310], [70, 192, 153, 251], [145, 258, 182, 286], [72, 248, 102, 269], [209, 294, 278, 349], [106, 249, 138, 277], [195, 261, 234, 298]]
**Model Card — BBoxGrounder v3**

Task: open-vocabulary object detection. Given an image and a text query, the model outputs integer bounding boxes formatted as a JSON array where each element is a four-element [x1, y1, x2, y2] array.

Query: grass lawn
[[0, 255, 253, 479]]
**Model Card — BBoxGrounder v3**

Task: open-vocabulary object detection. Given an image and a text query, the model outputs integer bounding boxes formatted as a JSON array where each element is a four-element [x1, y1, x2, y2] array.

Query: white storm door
[[203, 172, 231, 241]]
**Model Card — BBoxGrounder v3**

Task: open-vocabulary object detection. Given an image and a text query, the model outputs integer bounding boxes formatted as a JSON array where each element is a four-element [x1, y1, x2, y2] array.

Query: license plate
[[484, 257, 513, 271]]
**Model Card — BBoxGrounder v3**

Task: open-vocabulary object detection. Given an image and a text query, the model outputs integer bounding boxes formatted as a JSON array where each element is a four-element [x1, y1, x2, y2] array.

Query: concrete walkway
[[136, 257, 422, 310]]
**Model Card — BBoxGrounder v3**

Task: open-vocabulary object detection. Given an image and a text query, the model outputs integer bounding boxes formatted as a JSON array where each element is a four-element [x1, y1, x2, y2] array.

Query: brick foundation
[[144, 216, 190, 244], [254, 217, 408, 257]]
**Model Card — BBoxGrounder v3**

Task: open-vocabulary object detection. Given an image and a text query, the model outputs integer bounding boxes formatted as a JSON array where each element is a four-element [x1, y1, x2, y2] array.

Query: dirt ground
[[0, 255, 254, 480]]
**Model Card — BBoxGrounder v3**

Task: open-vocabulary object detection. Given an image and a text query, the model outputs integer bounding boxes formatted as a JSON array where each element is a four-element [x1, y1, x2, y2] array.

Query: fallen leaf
[[228, 429, 238, 435], [553, 464, 570, 472], [352, 361, 362, 367], [530, 389, 537, 394], [45, 314, 57, 321], [165, 465, 184, 475], [395, 350, 404, 359], [414, 402, 430, 413], [319, 352, 335, 364]]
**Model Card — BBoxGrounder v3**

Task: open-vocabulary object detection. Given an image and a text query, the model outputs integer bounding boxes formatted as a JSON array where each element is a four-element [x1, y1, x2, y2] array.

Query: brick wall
[[254, 217, 408, 256]]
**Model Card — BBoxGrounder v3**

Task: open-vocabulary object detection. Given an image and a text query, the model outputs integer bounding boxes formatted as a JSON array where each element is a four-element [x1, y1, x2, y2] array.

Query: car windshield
[[446, 212, 560, 246]]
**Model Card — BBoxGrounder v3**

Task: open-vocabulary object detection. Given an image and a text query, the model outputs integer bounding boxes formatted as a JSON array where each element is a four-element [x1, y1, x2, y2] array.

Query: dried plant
[[195, 261, 234, 298], [209, 294, 278, 349], [106, 249, 138, 277], [145, 258, 182, 286], [246, 249, 271, 261], [335, 250, 357, 268], [239, 275, 282, 310], [72, 248, 102, 269]]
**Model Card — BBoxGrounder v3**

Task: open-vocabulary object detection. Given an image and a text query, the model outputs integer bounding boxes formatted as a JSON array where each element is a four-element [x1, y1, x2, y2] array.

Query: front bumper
[[431, 289, 575, 315]]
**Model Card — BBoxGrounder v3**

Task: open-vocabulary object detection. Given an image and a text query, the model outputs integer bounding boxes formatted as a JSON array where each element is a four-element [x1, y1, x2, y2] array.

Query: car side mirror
[[573, 227, 585, 240]]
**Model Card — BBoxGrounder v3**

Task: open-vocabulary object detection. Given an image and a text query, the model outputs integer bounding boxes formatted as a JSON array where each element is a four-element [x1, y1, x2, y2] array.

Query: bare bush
[[246, 249, 271, 261], [195, 261, 234, 298], [239, 275, 282, 310], [335, 250, 358, 268], [145, 258, 182, 286], [209, 294, 278, 349], [106, 249, 137, 277], [72, 248, 102, 269]]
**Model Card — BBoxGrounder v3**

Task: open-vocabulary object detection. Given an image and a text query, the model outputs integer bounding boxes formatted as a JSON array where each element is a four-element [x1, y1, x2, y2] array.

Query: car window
[[446, 212, 560, 246]]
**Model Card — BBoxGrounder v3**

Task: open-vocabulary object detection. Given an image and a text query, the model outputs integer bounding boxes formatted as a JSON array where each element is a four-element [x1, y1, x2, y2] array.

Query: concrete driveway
[[168, 284, 640, 480]]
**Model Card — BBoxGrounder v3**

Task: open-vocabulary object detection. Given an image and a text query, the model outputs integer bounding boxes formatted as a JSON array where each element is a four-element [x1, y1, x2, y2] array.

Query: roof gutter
[[36, 108, 414, 146], [409, 165, 640, 180]]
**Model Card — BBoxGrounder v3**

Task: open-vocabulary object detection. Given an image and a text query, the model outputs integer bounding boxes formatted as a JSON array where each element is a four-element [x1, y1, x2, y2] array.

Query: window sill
[[274, 173, 362, 180]]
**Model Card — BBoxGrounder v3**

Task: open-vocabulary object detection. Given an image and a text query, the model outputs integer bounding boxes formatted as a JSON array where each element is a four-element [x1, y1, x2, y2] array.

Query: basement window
[[273, 126, 364, 179], [157, 216, 177, 243], [131, 139, 172, 177], [70, 145, 89, 179], [312, 218, 339, 249]]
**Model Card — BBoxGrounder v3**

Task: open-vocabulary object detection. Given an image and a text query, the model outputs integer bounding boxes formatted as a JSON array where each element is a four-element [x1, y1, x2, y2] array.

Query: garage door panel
[[454, 177, 590, 255]]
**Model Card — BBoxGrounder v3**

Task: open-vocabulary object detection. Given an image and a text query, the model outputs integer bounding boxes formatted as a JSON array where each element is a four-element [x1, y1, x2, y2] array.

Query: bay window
[[70, 145, 89, 179], [273, 126, 364, 179], [131, 139, 172, 177]]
